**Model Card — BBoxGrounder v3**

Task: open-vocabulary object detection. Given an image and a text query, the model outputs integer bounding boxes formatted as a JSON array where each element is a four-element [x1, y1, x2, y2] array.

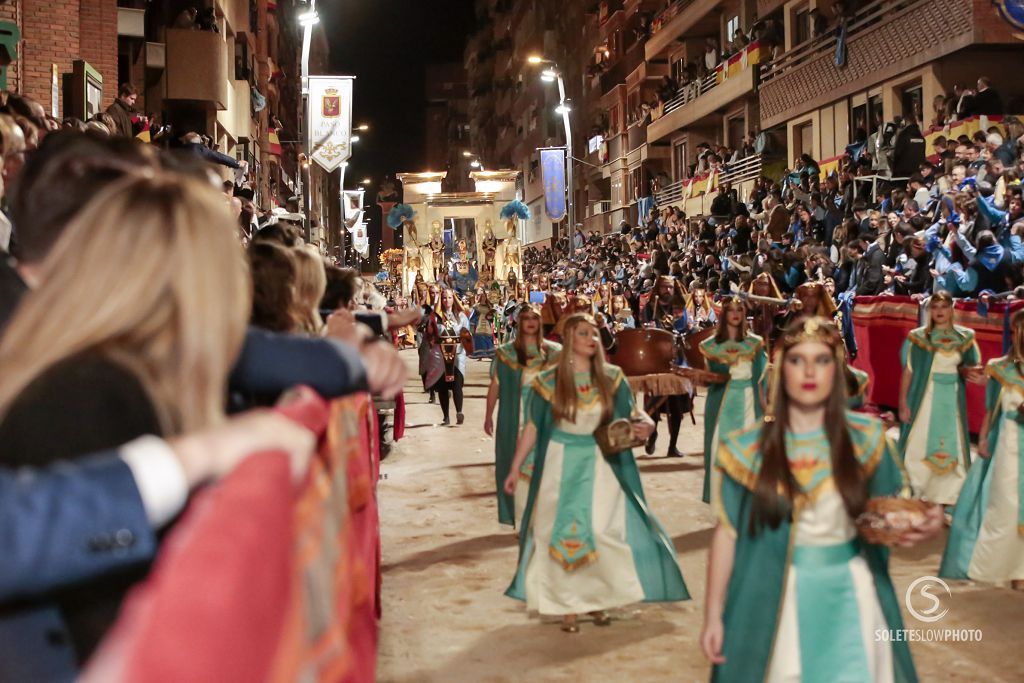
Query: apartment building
[[465, 0, 1023, 245]]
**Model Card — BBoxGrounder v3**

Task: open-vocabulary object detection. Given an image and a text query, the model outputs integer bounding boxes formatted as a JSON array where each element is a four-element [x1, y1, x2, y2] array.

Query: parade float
[[390, 170, 525, 299]]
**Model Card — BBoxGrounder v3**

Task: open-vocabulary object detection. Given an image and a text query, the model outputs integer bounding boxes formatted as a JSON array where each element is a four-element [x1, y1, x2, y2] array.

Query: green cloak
[[896, 325, 979, 466], [712, 411, 918, 683], [699, 333, 768, 503], [506, 363, 689, 603], [848, 366, 870, 410], [490, 340, 561, 526], [940, 357, 1023, 578]]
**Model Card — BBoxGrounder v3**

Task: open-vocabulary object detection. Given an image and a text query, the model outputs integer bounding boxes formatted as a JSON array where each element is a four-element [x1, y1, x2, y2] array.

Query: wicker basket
[[855, 497, 931, 546]]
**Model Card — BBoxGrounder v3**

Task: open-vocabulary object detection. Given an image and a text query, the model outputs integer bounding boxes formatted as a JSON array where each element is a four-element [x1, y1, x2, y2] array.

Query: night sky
[[322, 0, 476, 188]]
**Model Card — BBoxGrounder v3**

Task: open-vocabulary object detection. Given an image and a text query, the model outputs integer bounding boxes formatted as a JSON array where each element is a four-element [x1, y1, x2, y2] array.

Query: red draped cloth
[[85, 389, 382, 683], [851, 295, 1024, 433]]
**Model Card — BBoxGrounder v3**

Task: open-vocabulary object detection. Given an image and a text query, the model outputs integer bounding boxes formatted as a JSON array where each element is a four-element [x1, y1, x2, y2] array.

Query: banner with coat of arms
[[308, 76, 354, 172]]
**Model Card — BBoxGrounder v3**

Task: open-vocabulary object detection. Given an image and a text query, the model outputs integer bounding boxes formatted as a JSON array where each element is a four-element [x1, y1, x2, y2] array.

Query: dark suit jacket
[[0, 354, 162, 680], [230, 327, 368, 407], [0, 253, 27, 333], [0, 455, 155, 602], [855, 245, 886, 296]]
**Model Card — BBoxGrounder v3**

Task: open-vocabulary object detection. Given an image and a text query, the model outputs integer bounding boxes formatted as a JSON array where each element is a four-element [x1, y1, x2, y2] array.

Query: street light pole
[[555, 74, 574, 260], [299, 1, 318, 243]]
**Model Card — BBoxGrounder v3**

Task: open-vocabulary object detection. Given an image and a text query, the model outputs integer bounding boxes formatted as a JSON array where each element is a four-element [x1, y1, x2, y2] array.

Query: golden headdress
[[764, 316, 846, 423]]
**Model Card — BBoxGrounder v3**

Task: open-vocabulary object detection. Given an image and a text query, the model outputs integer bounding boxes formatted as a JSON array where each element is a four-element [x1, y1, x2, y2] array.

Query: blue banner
[[540, 147, 567, 222]]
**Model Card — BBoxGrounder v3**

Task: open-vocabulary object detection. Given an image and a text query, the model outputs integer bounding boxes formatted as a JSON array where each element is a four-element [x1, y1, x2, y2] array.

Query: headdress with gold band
[[764, 316, 846, 423], [718, 293, 748, 314], [793, 281, 837, 317], [748, 271, 783, 300], [516, 301, 543, 321]]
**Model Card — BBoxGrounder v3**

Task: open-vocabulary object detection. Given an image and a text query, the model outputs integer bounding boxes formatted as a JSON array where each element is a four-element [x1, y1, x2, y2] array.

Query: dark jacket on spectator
[[104, 99, 134, 138], [968, 88, 1004, 116], [855, 243, 886, 295]]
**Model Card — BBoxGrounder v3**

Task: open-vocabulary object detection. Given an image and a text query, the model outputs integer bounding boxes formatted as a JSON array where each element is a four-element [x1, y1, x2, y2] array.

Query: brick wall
[[16, 0, 118, 113], [78, 0, 118, 108]]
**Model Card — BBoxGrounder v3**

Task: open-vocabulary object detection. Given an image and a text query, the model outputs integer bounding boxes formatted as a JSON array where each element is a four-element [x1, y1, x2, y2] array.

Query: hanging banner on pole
[[342, 190, 364, 232], [309, 75, 355, 172], [539, 147, 567, 222]]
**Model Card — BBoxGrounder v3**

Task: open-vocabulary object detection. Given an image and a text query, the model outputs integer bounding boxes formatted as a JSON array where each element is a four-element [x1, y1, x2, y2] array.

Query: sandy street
[[377, 351, 1024, 683]]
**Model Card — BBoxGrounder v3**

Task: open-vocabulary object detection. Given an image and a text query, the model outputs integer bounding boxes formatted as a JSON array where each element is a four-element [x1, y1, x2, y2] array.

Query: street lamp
[[299, 0, 319, 242], [355, 123, 370, 132], [528, 55, 575, 257], [360, 178, 372, 185], [351, 135, 361, 143]]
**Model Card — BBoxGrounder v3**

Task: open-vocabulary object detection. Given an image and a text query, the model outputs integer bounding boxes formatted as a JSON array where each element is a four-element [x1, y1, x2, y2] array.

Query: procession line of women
[[475, 300, 1022, 680]]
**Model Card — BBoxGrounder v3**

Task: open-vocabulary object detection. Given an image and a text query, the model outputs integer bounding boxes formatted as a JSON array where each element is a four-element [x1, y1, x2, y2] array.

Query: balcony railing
[[655, 154, 763, 206], [763, 0, 917, 84], [658, 41, 764, 116], [587, 200, 612, 217], [626, 121, 647, 152], [650, 0, 697, 35]]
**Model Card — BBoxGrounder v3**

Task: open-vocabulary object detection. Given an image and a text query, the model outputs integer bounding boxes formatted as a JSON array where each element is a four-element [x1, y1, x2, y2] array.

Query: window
[[868, 94, 884, 131], [234, 38, 250, 81], [794, 6, 810, 46], [850, 102, 867, 140], [900, 83, 923, 125], [795, 121, 814, 159], [671, 55, 686, 85], [727, 113, 746, 152], [726, 15, 740, 44], [673, 140, 688, 180]]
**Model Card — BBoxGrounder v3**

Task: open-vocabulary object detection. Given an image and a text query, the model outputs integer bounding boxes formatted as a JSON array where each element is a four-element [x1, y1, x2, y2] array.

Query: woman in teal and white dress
[[940, 309, 1024, 590], [897, 291, 982, 506], [701, 317, 944, 683], [699, 296, 768, 503], [503, 313, 689, 633], [484, 303, 560, 527]]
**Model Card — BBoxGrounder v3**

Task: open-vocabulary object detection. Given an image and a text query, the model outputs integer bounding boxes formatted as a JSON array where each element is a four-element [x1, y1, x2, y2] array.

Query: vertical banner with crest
[[539, 147, 567, 222], [309, 76, 355, 172]]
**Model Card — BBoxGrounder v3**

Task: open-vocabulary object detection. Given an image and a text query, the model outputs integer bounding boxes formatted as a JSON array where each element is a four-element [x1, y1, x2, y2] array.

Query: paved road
[[377, 351, 1023, 682]]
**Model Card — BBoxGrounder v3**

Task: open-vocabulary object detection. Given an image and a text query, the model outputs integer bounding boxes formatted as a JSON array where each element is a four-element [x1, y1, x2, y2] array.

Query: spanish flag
[[268, 126, 282, 156]]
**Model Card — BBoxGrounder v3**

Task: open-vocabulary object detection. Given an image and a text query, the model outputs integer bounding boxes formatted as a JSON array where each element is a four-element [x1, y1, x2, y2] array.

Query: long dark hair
[[714, 296, 748, 343], [513, 306, 545, 366], [751, 319, 866, 532]]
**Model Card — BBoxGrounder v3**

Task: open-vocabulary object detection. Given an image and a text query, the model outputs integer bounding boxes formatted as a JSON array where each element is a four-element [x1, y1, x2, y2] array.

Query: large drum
[[609, 328, 676, 376], [681, 326, 717, 370]]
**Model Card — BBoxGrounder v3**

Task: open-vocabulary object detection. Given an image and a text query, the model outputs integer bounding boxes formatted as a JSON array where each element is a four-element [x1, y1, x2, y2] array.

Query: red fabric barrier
[[85, 390, 381, 683], [851, 296, 1024, 433]]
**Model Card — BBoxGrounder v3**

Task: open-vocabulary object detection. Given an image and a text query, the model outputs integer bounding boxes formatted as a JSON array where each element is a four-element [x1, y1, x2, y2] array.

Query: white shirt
[[119, 436, 190, 527]]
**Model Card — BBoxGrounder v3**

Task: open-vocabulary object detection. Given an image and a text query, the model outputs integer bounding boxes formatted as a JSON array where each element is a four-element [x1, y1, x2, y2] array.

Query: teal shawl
[[490, 340, 561, 526], [711, 412, 918, 683], [940, 357, 1024, 577], [699, 332, 768, 503], [896, 325, 979, 465], [505, 363, 689, 603]]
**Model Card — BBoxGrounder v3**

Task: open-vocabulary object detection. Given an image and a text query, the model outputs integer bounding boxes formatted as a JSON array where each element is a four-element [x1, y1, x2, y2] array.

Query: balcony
[[655, 154, 763, 209], [600, 40, 645, 95], [759, 0, 974, 128], [645, 0, 720, 61], [626, 121, 647, 152], [648, 42, 763, 144], [165, 29, 228, 109]]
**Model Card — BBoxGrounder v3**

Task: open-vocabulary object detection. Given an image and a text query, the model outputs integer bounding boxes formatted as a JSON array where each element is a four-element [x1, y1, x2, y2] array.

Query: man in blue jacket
[[0, 410, 315, 681]]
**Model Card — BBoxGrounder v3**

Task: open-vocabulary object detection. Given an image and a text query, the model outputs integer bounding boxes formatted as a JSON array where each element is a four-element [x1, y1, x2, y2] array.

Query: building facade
[[464, 0, 1024, 245], [1, 0, 344, 254]]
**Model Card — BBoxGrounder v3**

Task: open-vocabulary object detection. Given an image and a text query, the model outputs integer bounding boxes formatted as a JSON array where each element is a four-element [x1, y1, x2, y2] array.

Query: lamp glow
[[298, 10, 319, 26], [527, 55, 544, 64], [555, 103, 572, 115]]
